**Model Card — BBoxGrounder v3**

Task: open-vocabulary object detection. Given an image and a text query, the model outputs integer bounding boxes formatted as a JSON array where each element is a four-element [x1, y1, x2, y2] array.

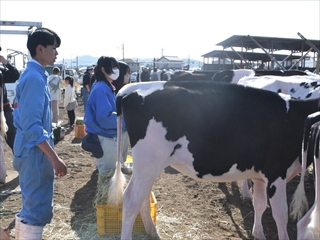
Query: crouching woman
[[84, 56, 129, 173]]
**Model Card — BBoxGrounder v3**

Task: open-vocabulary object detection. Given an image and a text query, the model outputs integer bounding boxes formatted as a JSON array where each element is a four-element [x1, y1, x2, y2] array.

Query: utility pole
[[71, 54, 76, 68], [161, 48, 165, 57]]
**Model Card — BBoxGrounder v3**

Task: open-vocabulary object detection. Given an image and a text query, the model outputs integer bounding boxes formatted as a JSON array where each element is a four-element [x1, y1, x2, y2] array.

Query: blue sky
[[1, 0, 319, 64]]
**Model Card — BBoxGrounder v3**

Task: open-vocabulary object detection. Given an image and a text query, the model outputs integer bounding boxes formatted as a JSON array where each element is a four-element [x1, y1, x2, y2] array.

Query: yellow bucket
[[125, 155, 132, 163]]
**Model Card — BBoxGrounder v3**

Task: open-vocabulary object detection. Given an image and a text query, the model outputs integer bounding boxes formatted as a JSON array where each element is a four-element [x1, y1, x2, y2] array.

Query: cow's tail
[[290, 112, 320, 220], [290, 142, 309, 220], [107, 98, 126, 205]]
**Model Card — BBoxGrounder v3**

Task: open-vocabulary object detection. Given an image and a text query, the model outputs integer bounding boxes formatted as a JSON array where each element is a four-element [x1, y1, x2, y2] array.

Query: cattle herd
[[109, 69, 319, 240]]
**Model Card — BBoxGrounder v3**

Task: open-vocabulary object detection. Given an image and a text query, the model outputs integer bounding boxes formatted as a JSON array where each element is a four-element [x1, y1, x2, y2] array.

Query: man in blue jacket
[[13, 28, 67, 239]]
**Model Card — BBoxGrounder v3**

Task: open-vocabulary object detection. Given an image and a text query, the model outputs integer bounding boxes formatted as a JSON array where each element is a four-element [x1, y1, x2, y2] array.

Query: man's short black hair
[[27, 28, 61, 57]]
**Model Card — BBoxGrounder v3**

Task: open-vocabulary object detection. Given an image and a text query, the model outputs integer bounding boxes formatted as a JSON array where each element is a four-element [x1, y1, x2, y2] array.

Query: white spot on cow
[[117, 81, 166, 99], [238, 75, 320, 112], [278, 93, 291, 112], [133, 118, 262, 183], [231, 69, 255, 84], [238, 75, 320, 99], [201, 164, 261, 182], [133, 118, 195, 176]]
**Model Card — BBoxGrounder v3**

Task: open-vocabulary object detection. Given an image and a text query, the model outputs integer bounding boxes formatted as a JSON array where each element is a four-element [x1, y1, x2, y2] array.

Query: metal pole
[[297, 32, 320, 74], [247, 35, 285, 71], [271, 53, 292, 70], [288, 48, 312, 70], [279, 53, 292, 64], [223, 52, 241, 69], [297, 32, 320, 54], [230, 47, 253, 69]]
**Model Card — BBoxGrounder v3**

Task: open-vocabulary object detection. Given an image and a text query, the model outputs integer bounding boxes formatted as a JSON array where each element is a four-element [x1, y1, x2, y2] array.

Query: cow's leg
[[305, 164, 312, 180], [297, 155, 320, 239], [139, 192, 158, 238], [241, 179, 252, 202], [251, 179, 267, 240], [121, 161, 162, 240], [122, 178, 159, 240], [268, 178, 289, 240]]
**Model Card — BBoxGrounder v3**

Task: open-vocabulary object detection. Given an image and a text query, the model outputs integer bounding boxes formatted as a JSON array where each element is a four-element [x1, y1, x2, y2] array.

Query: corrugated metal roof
[[216, 35, 320, 52], [121, 58, 137, 63], [201, 50, 302, 61], [157, 56, 183, 62]]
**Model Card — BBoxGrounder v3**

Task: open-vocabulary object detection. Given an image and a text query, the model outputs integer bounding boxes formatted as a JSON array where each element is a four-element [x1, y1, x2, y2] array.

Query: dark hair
[[27, 28, 61, 57], [52, 66, 60, 74], [65, 75, 74, 88], [94, 56, 119, 82], [113, 61, 130, 94]]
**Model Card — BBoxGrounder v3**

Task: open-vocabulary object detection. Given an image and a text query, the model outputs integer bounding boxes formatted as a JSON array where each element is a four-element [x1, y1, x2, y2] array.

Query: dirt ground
[[0, 89, 316, 240]]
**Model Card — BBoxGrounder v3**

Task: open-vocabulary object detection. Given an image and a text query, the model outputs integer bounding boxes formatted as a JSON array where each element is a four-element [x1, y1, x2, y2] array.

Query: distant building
[[120, 58, 139, 72], [156, 56, 184, 70]]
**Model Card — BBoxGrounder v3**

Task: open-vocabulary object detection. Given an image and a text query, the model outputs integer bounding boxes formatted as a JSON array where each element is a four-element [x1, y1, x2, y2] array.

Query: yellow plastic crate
[[74, 124, 86, 138], [96, 192, 157, 235]]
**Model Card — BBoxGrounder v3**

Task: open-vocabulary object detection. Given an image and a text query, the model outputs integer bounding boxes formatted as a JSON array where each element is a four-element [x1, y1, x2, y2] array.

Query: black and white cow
[[114, 80, 320, 240], [172, 69, 254, 83], [291, 112, 320, 239], [238, 74, 320, 200], [172, 69, 309, 84], [173, 70, 319, 201], [238, 75, 320, 100], [211, 69, 255, 83], [211, 69, 308, 84]]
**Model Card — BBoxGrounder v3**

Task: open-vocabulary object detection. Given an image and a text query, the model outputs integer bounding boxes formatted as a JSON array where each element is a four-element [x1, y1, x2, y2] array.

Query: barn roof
[[201, 50, 302, 62], [215, 35, 320, 52], [157, 56, 183, 62], [201, 34, 320, 72], [121, 58, 137, 63]]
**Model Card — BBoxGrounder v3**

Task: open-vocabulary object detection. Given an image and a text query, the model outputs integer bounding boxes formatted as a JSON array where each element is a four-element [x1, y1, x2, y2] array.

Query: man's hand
[[38, 140, 68, 177], [52, 157, 68, 177]]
